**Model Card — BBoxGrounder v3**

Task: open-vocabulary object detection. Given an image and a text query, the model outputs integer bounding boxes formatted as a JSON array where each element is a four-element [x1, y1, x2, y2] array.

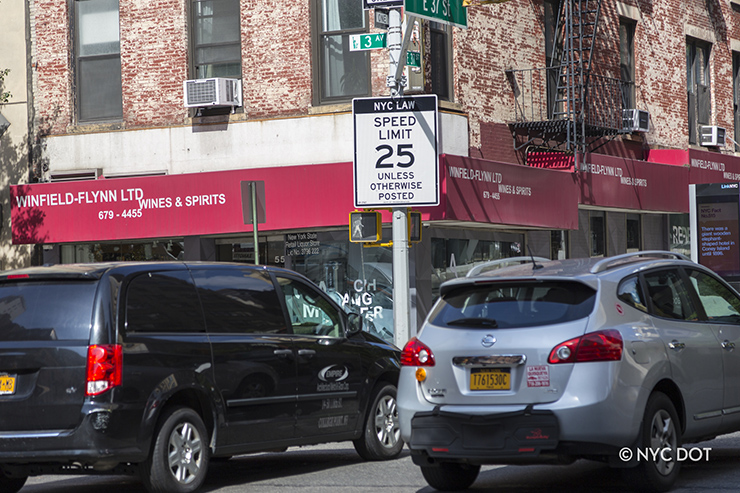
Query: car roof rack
[[466, 256, 551, 277], [590, 251, 691, 274]]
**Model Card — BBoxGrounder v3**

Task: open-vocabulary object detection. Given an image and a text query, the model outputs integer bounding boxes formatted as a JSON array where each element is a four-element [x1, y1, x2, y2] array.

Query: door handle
[[297, 349, 316, 358], [274, 349, 293, 358], [722, 340, 736, 351], [668, 340, 686, 351]]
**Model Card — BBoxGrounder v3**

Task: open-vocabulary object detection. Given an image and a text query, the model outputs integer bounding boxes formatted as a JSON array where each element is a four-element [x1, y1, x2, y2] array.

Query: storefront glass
[[431, 237, 523, 299], [61, 241, 184, 263], [282, 230, 395, 343]]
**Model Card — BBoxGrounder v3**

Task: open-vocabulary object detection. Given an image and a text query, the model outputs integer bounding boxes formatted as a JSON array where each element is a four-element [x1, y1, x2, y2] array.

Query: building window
[[687, 38, 711, 145], [191, 0, 242, 79], [428, 21, 451, 100], [74, 0, 122, 122], [626, 213, 641, 253], [590, 211, 606, 257], [619, 18, 636, 109], [551, 230, 568, 260], [312, 0, 370, 105]]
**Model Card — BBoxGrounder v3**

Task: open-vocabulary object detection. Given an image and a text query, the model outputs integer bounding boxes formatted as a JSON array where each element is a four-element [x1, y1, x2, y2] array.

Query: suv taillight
[[400, 337, 435, 367], [86, 344, 122, 396], [548, 329, 623, 364]]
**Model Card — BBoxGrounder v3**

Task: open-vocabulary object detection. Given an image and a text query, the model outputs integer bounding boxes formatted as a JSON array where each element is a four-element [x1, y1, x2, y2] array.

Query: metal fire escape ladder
[[551, 0, 601, 155]]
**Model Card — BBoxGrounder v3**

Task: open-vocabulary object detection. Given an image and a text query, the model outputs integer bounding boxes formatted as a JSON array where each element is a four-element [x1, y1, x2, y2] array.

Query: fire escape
[[506, 0, 632, 169]]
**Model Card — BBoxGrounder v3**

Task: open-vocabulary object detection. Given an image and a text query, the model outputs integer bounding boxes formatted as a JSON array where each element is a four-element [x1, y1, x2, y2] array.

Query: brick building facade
[[14, 0, 740, 335]]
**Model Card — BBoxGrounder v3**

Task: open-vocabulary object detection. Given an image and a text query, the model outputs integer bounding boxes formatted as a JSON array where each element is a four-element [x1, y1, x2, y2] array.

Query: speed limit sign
[[353, 95, 439, 208]]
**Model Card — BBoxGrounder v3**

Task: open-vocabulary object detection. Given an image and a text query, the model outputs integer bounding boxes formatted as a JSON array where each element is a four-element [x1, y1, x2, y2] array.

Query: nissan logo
[[481, 335, 496, 348]]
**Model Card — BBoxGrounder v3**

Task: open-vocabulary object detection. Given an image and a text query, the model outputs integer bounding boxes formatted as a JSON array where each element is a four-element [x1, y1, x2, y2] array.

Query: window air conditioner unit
[[183, 78, 242, 108], [700, 125, 726, 147], [622, 109, 650, 132]]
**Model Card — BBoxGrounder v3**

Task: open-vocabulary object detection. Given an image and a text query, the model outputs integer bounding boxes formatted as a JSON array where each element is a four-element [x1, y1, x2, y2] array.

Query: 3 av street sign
[[349, 33, 387, 51], [404, 0, 467, 28], [353, 95, 439, 208]]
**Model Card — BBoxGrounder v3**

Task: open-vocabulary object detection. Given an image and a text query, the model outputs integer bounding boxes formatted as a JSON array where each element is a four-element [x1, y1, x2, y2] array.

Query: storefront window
[[284, 230, 395, 344], [669, 214, 691, 257], [431, 237, 523, 299], [626, 213, 641, 253], [61, 241, 184, 262], [590, 211, 606, 257]]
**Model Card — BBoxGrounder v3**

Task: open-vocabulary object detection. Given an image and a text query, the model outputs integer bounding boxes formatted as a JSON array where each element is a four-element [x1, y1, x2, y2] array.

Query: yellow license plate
[[470, 368, 510, 391], [0, 374, 16, 395]]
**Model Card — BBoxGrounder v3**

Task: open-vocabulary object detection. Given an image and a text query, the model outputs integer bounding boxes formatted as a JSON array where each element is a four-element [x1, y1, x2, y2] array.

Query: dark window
[[277, 277, 341, 337], [687, 269, 740, 323], [643, 269, 698, 321], [74, 0, 122, 122], [312, 0, 370, 104], [590, 211, 606, 257], [0, 282, 98, 341], [125, 271, 204, 333], [687, 38, 711, 145], [429, 21, 450, 100], [620, 18, 636, 109], [626, 213, 641, 252], [191, 269, 286, 334], [617, 275, 647, 313], [191, 0, 241, 79], [429, 281, 596, 329]]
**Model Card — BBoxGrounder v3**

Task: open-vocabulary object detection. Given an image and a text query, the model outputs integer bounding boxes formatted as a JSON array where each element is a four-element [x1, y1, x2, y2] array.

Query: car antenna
[[527, 246, 543, 270]]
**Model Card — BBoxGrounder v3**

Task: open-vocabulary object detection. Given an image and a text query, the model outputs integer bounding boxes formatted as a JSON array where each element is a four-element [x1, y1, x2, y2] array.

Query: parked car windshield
[[429, 281, 596, 329], [0, 281, 98, 341]]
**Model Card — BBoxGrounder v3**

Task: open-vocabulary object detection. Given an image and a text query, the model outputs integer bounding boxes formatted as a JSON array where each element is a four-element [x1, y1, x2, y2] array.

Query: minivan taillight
[[548, 329, 623, 364], [86, 344, 122, 396], [401, 337, 435, 367]]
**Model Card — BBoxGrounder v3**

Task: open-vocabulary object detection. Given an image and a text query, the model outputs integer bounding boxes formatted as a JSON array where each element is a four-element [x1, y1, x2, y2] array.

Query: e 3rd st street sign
[[353, 95, 439, 208]]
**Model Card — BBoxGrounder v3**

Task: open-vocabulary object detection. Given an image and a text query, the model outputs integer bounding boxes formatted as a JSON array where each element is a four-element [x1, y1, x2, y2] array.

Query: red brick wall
[[30, 0, 740, 157]]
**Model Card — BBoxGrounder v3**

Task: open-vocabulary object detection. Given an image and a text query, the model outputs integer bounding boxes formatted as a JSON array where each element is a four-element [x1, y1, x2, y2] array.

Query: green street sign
[[404, 0, 467, 28], [349, 33, 387, 51], [406, 51, 421, 67]]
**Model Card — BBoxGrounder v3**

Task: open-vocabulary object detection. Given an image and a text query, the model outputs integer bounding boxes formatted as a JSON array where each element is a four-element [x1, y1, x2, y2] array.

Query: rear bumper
[[408, 407, 559, 462], [0, 405, 148, 469]]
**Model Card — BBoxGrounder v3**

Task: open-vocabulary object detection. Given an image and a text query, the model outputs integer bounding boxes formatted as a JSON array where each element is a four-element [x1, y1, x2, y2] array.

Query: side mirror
[[346, 312, 363, 336]]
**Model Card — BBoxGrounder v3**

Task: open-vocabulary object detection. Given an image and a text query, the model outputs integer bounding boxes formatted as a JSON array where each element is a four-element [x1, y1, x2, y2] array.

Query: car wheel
[[0, 470, 27, 493], [421, 462, 481, 491], [622, 392, 681, 493], [141, 406, 209, 493], [353, 383, 403, 460]]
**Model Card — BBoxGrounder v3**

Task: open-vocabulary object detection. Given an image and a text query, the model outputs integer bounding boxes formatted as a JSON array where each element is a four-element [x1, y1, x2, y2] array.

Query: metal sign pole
[[389, 7, 411, 348]]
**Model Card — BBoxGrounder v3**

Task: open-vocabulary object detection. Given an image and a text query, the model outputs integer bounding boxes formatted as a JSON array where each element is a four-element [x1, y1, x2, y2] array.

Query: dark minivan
[[0, 262, 402, 492]]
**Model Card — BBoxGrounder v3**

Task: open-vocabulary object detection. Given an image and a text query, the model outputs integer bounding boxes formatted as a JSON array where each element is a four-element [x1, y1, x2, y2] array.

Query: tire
[[0, 470, 27, 493], [421, 462, 481, 491], [141, 406, 209, 493], [622, 392, 681, 493], [353, 383, 404, 460]]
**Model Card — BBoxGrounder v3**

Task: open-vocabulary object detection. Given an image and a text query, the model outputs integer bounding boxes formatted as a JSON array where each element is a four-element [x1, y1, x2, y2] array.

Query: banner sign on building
[[10, 164, 356, 245]]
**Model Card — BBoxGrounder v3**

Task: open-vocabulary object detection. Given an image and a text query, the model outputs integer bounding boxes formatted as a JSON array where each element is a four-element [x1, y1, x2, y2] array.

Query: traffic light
[[408, 211, 422, 243], [349, 211, 382, 243]]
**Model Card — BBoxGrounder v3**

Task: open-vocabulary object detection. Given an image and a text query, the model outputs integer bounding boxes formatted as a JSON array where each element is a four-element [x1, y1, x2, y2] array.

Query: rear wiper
[[446, 317, 498, 327]]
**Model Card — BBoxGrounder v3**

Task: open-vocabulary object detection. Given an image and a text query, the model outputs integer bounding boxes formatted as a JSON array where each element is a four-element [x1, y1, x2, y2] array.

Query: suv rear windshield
[[429, 281, 596, 329], [0, 281, 98, 341]]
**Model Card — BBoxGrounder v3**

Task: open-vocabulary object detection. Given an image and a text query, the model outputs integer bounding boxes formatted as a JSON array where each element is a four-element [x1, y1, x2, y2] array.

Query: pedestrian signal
[[408, 211, 422, 243], [349, 211, 382, 243]]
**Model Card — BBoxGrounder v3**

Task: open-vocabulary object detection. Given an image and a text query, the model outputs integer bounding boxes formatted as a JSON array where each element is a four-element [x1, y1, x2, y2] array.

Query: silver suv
[[398, 251, 740, 492]]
